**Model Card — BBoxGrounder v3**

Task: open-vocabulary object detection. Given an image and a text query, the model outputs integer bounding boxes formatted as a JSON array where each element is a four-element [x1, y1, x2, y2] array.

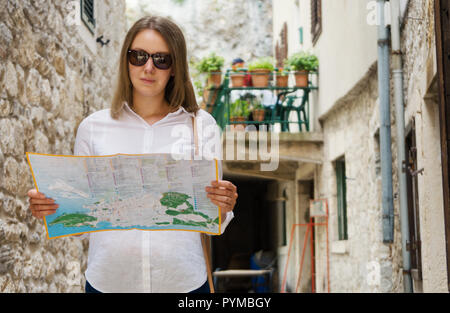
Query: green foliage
[[276, 66, 291, 76], [251, 100, 264, 110], [284, 51, 319, 71], [248, 57, 275, 71], [193, 80, 204, 97], [195, 52, 225, 73], [241, 92, 263, 111], [230, 68, 247, 74], [171, 0, 186, 5], [229, 98, 251, 118]]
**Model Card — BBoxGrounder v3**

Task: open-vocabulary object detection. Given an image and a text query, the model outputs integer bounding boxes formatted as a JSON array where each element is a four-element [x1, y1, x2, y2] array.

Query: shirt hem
[[183, 273, 208, 293], [84, 272, 208, 293]]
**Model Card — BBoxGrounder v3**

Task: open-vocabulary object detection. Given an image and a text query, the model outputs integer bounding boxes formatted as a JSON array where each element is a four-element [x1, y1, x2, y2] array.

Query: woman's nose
[[143, 57, 155, 73]]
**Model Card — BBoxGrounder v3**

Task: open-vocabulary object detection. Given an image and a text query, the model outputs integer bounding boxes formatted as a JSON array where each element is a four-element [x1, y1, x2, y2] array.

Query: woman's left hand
[[205, 180, 238, 217]]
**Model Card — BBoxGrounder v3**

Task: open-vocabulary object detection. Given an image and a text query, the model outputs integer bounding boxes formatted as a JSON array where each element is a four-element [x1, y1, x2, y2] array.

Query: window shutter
[[336, 159, 348, 240], [310, 0, 322, 44], [276, 23, 288, 68], [81, 0, 96, 34]]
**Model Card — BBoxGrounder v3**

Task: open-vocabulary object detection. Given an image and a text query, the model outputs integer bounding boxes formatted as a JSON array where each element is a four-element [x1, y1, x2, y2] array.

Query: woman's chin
[[134, 87, 164, 98]]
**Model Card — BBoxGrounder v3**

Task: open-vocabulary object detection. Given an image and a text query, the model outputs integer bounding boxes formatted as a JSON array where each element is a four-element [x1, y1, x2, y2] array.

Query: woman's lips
[[140, 78, 155, 84]]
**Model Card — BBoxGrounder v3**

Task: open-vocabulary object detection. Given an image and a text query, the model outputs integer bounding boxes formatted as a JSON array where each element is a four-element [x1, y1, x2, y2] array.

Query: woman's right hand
[[27, 189, 59, 219]]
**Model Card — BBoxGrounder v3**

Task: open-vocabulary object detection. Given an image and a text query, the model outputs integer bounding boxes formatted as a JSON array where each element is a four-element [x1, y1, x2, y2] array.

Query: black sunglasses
[[127, 49, 172, 70]]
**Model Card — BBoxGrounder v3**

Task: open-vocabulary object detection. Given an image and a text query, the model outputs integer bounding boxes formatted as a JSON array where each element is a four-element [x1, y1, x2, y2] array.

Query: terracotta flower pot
[[207, 72, 222, 87], [230, 116, 246, 130], [252, 109, 265, 122], [251, 69, 271, 87], [276, 74, 289, 87], [230, 73, 246, 87], [203, 88, 218, 104], [294, 70, 309, 87]]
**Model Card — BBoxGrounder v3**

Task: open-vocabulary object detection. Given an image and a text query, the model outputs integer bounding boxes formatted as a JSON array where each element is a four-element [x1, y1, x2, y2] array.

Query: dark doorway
[[212, 174, 277, 292]]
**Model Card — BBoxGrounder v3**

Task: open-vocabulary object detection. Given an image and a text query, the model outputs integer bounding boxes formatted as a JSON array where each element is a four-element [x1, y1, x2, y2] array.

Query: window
[[310, 0, 322, 45], [81, 0, 96, 35], [275, 23, 288, 68], [374, 129, 381, 177], [335, 158, 348, 240], [405, 120, 423, 287]]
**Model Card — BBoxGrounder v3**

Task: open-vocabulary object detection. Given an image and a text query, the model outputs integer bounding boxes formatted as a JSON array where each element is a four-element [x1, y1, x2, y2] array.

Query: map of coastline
[[26, 153, 221, 238], [49, 191, 219, 229]]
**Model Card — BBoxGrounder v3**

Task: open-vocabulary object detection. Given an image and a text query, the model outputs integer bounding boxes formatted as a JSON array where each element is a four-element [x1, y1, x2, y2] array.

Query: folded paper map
[[26, 152, 221, 239]]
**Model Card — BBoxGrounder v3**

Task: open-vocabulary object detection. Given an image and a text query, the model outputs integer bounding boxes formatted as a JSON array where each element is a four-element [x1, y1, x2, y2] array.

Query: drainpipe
[[390, 0, 413, 293], [376, 0, 395, 244]]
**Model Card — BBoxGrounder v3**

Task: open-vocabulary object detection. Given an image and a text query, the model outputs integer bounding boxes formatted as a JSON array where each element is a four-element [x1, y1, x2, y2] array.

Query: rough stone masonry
[[0, 0, 126, 292]]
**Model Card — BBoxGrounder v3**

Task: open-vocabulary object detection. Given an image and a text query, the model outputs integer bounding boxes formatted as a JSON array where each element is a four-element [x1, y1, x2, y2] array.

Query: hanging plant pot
[[230, 73, 246, 87], [251, 69, 271, 87], [294, 70, 309, 87], [207, 72, 222, 87], [276, 74, 289, 87], [252, 108, 265, 122]]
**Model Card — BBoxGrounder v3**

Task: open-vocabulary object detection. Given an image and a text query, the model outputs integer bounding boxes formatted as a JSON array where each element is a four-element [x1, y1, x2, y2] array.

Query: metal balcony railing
[[202, 69, 318, 132]]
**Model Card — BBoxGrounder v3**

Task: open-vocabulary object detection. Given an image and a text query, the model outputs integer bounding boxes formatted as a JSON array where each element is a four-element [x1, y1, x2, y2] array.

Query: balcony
[[202, 69, 318, 133], [200, 69, 323, 180]]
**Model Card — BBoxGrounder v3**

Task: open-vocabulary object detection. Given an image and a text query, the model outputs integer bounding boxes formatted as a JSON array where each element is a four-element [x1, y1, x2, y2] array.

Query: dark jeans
[[85, 280, 210, 293], [189, 280, 210, 293], [85, 280, 102, 293]]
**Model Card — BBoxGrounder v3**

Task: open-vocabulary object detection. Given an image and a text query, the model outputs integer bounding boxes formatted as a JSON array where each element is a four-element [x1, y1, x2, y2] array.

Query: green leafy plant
[[240, 93, 263, 111], [230, 99, 251, 118], [251, 100, 264, 111], [193, 80, 204, 97], [195, 52, 225, 73], [284, 51, 318, 72], [171, 0, 186, 4], [276, 66, 290, 76], [230, 67, 247, 74], [248, 57, 275, 71]]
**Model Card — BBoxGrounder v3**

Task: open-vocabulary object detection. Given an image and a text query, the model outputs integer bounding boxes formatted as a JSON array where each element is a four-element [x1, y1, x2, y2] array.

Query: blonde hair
[[111, 16, 199, 119]]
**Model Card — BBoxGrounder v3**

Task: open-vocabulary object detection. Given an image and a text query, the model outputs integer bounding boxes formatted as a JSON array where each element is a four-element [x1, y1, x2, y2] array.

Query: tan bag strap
[[191, 115, 215, 293]]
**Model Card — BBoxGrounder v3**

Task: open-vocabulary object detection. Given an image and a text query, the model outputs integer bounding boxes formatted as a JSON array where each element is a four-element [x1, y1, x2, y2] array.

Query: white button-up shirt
[[74, 103, 234, 292]]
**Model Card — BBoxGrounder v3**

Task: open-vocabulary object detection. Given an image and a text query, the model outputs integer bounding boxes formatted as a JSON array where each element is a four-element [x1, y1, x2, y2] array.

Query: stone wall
[[312, 0, 448, 293], [314, 63, 404, 292], [401, 0, 448, 292], [0, 0, 127, 292]]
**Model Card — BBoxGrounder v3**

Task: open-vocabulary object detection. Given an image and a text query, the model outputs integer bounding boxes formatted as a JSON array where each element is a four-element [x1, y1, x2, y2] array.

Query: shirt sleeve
[[74, 118, 92, 156], [198, 110, 234, 235], [73, 118, 91, 240]]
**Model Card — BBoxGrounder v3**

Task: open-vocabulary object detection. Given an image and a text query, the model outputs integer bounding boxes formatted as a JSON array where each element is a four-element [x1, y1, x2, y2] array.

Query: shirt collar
[[179, 106, 196, 117], [122, 101, 195, 118]]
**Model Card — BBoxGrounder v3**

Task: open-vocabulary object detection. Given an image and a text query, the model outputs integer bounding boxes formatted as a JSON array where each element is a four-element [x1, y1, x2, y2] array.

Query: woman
[[27, 16, 238, 293]]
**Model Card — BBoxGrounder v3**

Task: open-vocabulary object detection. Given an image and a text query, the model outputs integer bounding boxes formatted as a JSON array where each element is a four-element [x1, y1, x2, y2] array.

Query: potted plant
[[195, 52, 225, 87], [229, 99, 250, 130], [248, 57, 275, 87], [275, 67, 290, 87], [250, 99, 265, 122], [284, 51, 318, 87], [230, 68, 247, 88]]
